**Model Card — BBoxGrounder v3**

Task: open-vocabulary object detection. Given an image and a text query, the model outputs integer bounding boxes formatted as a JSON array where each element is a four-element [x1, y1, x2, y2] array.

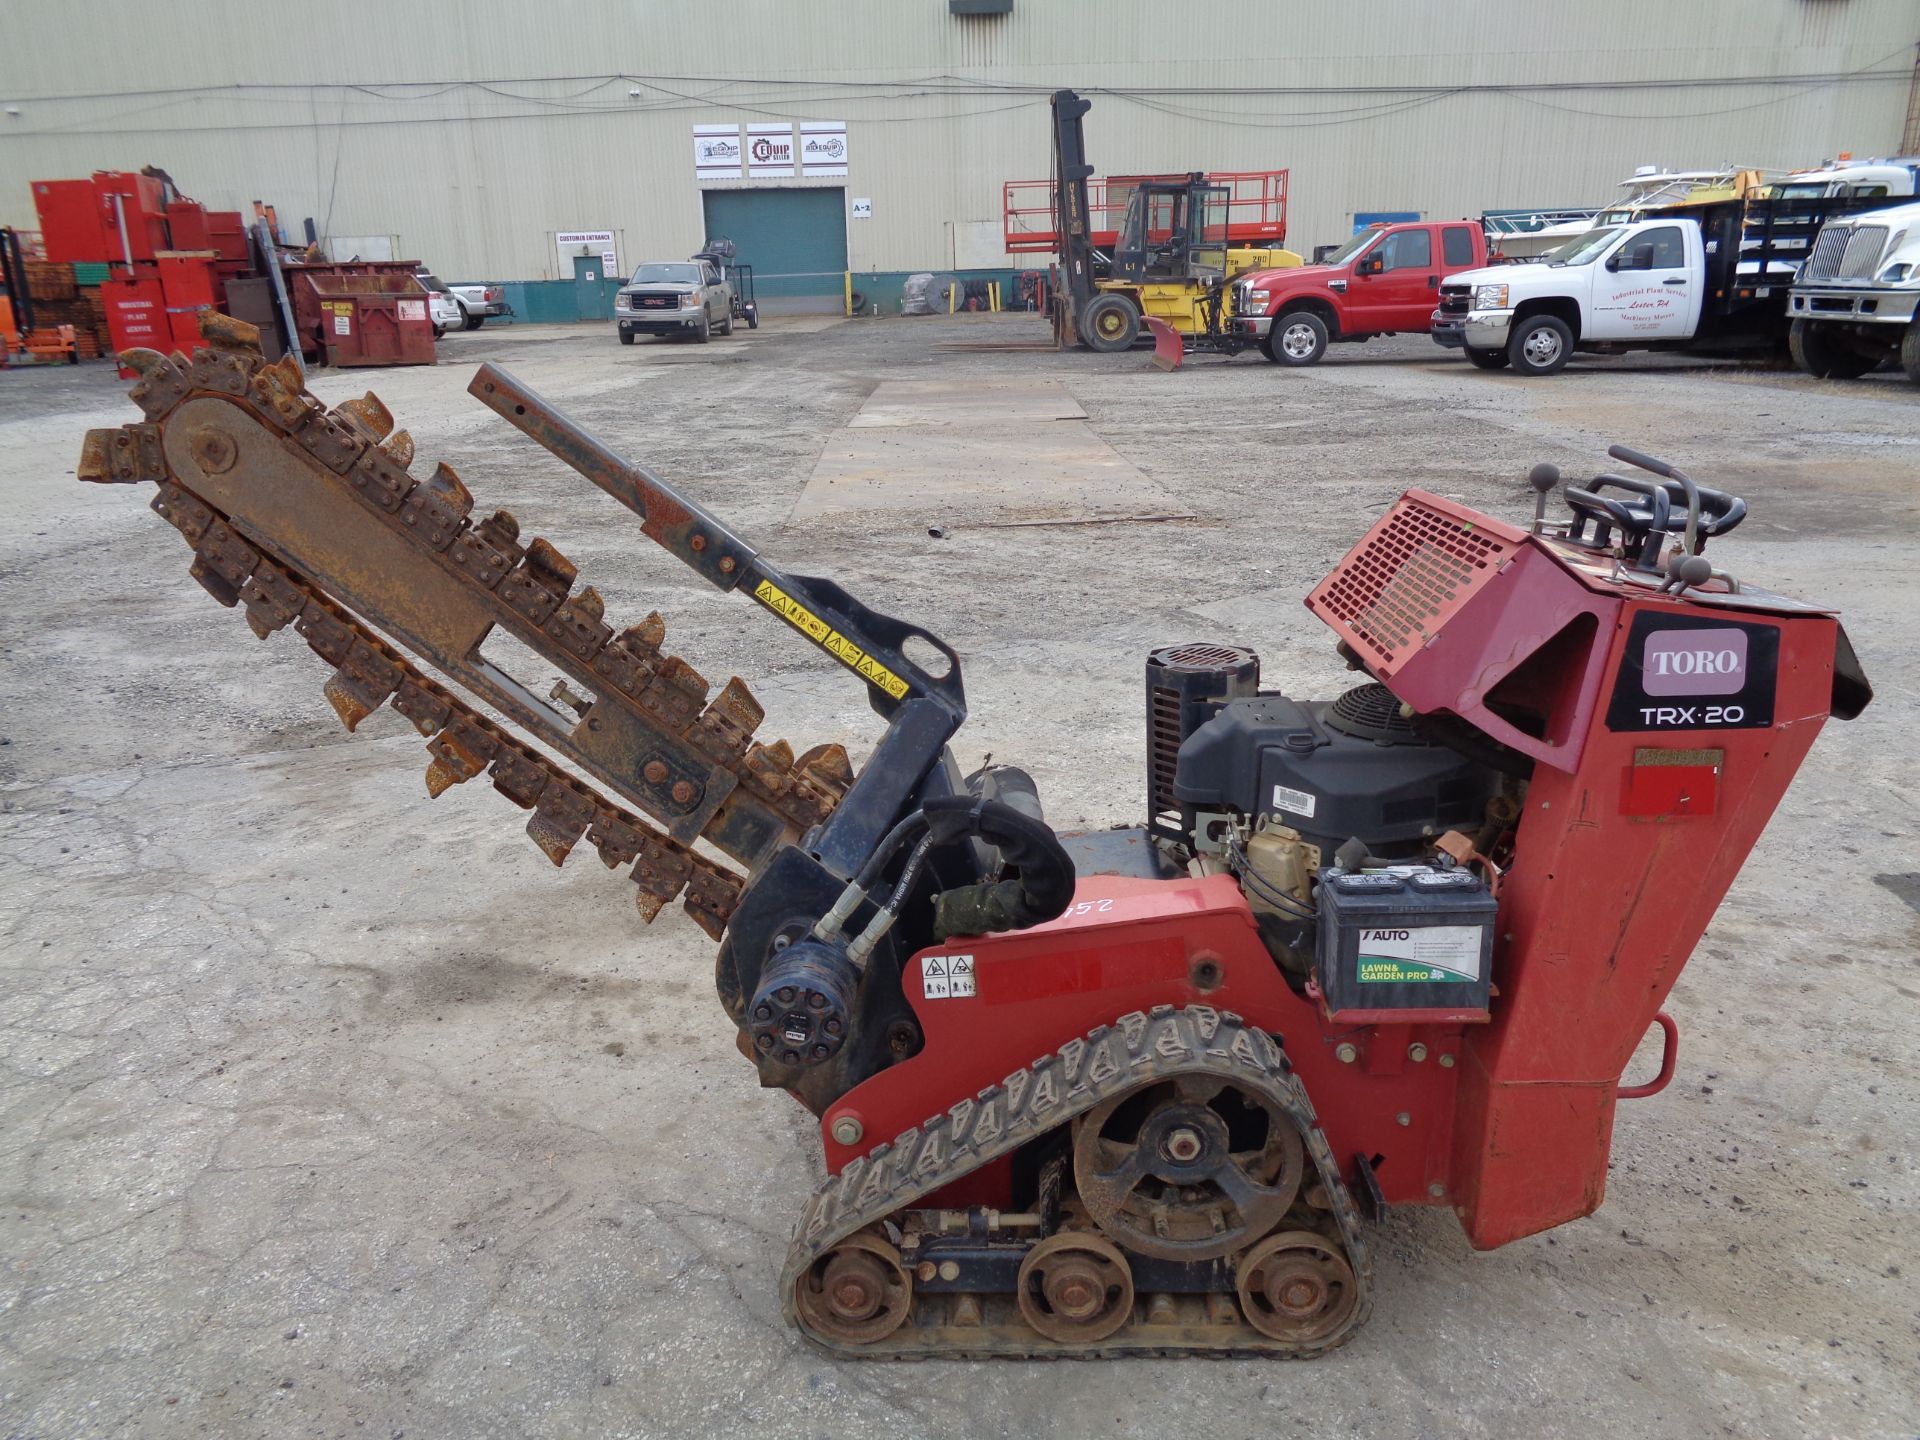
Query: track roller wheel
[[1017, 1231, 1135, 1344], [1074, 1072, 1305, 1261], [1235, 1230, 1360, 1344], [793, 1230, 913, 1346]]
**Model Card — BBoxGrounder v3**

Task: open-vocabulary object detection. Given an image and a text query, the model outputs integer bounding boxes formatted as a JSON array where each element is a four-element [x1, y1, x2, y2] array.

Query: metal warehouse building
[[2, 1, 1916, 313]]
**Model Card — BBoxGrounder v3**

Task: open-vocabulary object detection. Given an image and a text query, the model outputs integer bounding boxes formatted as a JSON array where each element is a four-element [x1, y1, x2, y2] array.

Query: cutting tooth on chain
[[335, 391, 395, 442], [380, 429, 416, 469]]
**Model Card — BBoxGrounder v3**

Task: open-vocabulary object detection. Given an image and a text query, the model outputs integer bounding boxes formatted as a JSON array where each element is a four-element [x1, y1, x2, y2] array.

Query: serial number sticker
[[920, 954, 975, 1000], [1356, 925, 1484, 984], [753, 579, 910, 699], [1272, 783, 1317, 820]]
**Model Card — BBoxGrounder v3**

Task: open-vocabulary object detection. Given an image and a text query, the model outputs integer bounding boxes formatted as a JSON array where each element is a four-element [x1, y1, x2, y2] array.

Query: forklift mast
[[1048, 89, 1097, 341]]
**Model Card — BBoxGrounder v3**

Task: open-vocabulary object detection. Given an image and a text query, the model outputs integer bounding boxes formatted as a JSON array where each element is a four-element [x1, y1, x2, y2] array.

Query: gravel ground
[[2, 316, 1915, 1439]]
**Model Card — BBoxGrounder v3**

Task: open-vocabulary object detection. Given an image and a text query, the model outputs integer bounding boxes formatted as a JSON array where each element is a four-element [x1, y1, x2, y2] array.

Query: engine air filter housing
[[1146, 643, 1259, 842]]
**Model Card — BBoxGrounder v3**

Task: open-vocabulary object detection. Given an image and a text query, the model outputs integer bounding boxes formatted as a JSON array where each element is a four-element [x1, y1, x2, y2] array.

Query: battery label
[[1356, 925, 1483, 984]]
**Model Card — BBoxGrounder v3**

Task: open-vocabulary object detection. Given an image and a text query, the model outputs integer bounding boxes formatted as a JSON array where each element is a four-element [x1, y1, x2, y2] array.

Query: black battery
[[1315, 867, 1497, 1021]]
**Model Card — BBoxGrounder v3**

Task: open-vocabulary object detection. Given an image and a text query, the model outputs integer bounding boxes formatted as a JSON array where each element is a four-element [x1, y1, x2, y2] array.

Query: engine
[[1147, 644, 1518, 1018]]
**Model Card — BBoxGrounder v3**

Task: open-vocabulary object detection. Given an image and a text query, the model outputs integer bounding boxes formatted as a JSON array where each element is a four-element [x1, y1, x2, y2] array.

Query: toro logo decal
[[1606, 612, 1778, 733], [1642, 628, 1746, 696]]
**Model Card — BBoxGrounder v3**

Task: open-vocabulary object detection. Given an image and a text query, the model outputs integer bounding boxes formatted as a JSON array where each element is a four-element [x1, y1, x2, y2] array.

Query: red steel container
[[166, 201, 212, 252], [91, 171, 169, 263], [158, 253, 219, 350], [206, 211, 249, 262], [31, 180, 109, 264], [102, 276, 168, 374], [284, 262, 435, 366]]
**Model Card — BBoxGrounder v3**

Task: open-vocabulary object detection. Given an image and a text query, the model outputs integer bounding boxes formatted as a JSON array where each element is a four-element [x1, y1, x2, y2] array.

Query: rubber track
[[781, 1005, 1373, 1359]]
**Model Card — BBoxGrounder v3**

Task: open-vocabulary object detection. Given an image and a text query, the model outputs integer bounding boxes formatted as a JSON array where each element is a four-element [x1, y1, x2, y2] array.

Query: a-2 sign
[[1606, 611, 1778, 732]]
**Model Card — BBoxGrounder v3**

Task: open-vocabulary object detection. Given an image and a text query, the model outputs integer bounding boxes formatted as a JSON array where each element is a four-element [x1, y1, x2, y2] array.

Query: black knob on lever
[[1659, 552, 1714, 596], [1527, 462, 1561, 534]]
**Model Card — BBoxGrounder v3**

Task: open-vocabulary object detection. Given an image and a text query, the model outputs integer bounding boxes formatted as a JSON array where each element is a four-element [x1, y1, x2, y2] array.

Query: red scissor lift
[[1002, 169, 1289, 256]]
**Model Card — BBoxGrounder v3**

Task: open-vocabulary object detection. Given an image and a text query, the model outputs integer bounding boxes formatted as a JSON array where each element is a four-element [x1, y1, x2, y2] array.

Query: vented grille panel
[[1803, 227, 1848, 282], [1310, 499, 1514, 669], [1148, 686, 1184, 806], [1158, 642, 1248, 670], [1805, 224, 1888, 283], [1838, 225, 1888, 281]]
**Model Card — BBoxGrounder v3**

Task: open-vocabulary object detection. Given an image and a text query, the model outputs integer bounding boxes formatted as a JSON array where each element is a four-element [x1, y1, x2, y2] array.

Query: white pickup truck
[[1432, 196, 1889, 376], [1435, 216, 1716, 374], [448, 281, 511, 329], [1785, 200, 1920, 385]]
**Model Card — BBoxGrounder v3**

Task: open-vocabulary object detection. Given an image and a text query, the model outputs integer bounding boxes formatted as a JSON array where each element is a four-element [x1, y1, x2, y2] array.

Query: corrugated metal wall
[[0, 1, 1913, 282]]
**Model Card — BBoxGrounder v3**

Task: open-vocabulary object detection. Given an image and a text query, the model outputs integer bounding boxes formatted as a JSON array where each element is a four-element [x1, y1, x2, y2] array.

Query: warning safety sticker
[[752, 579, 910, 700], [920, 954, 975, 999], [1355, 925, 1483, 984]]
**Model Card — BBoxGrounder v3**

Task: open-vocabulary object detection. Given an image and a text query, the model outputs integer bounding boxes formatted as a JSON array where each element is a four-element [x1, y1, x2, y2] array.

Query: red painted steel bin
[[302, 270, 436, 366], [158, 253, 219, 351], [91, 172, 168, 262], [166, 201, 212, 252], [102, 277, 168, 375], [31, 180, 109, 264]]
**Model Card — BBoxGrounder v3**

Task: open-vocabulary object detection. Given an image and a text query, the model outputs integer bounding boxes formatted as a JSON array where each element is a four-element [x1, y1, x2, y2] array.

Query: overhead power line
[[1, 51, 1909, 140]]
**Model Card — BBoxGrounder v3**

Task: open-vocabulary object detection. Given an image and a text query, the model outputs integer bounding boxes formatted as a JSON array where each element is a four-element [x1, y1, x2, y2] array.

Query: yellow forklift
[[1046, 91, 1301, 360]]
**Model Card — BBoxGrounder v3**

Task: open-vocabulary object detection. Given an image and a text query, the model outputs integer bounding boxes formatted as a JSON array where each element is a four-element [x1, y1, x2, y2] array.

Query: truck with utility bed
[[1231, 219, 1489, 364], [1431, 194, 1898, 375]]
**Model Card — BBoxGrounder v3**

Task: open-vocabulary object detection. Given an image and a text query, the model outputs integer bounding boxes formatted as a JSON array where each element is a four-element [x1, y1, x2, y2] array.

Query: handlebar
[[1561, 445, 1747, 569], [1605, 444, 1747, 549]]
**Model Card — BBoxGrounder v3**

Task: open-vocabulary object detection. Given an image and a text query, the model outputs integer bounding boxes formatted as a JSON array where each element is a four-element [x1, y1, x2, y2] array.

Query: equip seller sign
[[801, 122, 848, 177], [695, 124, 742, 180], [747, 123, 795, 178], [695, 121, 847, 183]]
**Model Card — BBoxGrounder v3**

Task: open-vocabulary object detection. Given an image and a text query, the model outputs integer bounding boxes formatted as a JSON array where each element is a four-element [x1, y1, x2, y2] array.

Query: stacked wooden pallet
[[23, 259, 76, 300], [15, 259, 115, 356]]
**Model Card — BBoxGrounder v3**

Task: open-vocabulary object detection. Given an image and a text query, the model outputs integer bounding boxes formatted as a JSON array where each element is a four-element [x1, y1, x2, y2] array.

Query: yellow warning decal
[[753, 580, 910, 700], [754, 579, 830, 641]]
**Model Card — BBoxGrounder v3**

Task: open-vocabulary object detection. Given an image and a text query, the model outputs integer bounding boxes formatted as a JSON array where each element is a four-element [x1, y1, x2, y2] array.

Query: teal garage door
[[702, 188, 847, 314]]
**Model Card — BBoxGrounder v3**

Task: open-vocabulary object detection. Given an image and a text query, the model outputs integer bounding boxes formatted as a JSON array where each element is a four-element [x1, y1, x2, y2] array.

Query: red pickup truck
[[1232, 220, 1489, 364]]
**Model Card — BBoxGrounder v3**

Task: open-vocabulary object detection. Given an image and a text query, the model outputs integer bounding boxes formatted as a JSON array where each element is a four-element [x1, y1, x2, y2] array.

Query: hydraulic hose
[[920, 795, 1076, 941], [816, 796, 1077, 954]]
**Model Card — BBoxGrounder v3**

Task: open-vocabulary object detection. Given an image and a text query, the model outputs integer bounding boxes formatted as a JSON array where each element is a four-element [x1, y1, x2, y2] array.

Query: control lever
[[1657, 552, 1713, 597], [1607, 444, 1701, 554], [1526, 462, 1560, 534]]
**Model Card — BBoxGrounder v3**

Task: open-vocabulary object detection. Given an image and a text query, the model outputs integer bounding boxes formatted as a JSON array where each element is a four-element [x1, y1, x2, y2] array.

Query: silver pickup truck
[[616, 259, 735, 343]]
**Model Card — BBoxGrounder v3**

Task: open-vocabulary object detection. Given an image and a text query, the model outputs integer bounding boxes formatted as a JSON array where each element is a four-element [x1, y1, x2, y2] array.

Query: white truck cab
[[1786, 199, 1920, 385], [1771, 159, 1919, 202], [1434, 216, 1707, 374]]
